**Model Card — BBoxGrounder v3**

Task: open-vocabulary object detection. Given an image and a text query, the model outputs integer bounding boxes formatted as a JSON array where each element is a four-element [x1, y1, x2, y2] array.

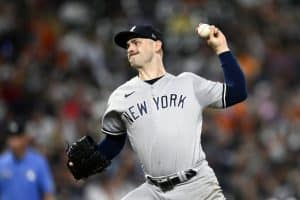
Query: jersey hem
[[101, 128, 126, 135]]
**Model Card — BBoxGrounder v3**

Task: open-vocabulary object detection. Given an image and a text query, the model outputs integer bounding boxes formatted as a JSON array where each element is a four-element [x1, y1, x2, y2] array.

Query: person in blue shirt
[[0, 118, 55, 200]]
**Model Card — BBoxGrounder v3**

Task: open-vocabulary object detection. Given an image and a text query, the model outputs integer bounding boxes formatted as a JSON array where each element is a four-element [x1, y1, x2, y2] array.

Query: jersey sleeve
[[37, 156, 54, 194], [101, 93, 126, 135], [0, 162, 3, 193], [187, 72, 225, 108]]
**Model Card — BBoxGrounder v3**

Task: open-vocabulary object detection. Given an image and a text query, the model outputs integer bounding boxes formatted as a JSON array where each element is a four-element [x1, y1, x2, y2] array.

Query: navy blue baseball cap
[[114, 25, 163, 49], [4, 119, 26, 136]]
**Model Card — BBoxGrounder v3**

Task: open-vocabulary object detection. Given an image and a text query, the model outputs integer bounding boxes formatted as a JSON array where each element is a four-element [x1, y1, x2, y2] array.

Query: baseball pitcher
[[66, 23, 247, 200]]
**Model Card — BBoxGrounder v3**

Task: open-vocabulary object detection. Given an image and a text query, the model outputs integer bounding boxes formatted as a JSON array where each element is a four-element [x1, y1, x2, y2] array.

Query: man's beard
[[130, 63, 143, 69], [129, 58, 143, 69]]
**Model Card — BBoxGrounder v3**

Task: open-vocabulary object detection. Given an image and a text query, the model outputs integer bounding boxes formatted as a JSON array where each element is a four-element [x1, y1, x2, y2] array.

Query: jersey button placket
[[150, 86, 155, 97]]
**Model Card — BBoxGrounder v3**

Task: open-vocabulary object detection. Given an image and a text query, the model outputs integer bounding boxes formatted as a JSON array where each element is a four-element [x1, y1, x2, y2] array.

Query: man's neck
[[137, 58, 166, 80], [12, 147, 27, 160]]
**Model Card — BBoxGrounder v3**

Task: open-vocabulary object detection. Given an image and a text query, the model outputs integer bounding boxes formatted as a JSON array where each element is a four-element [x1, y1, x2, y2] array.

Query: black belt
[[147, 169, 197, 192]]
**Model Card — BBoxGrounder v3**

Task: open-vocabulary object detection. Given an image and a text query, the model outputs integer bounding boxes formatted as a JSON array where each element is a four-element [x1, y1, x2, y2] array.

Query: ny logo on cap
[[130, 26, 136, 32], [151, 33, 156, 39]]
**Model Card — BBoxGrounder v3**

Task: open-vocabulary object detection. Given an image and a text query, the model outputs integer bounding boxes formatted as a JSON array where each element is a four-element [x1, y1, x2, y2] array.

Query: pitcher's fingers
[[208, 25, 215, 38], [211, 26, 219, 37]]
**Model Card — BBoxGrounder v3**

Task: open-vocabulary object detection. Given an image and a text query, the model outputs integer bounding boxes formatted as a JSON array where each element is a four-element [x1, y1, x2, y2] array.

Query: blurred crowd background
[[0, 0, 299, 199]]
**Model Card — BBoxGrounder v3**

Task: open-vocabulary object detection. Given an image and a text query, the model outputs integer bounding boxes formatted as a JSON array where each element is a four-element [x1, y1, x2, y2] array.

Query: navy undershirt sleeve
[[219, 51, 247, 107], [97, 134, 126, 160]]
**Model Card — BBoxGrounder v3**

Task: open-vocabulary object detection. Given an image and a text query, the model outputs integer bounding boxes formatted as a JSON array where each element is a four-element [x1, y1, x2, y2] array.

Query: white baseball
[[197, 23, 211, 38]]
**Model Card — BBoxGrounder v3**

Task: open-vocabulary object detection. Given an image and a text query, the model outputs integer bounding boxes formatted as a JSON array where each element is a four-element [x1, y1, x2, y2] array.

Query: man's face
[[7, 134, 27, 153], [126, 38, 156, 68]]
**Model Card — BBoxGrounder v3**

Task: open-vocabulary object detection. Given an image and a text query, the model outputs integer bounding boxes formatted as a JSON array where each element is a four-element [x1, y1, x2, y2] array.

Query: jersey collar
[[136, 73, 173, 87]]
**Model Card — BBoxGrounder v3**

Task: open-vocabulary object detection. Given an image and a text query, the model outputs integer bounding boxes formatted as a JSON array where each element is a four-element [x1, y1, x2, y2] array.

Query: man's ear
[[154, 40, 163, 52]]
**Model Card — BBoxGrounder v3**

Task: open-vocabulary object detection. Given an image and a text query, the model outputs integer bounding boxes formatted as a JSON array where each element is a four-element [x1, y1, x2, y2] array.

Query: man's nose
[[127, 44, 136, 53]]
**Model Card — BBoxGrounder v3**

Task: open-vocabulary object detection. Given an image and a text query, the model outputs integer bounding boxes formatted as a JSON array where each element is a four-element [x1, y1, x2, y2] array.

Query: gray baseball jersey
[[101, 72, 224, 177]]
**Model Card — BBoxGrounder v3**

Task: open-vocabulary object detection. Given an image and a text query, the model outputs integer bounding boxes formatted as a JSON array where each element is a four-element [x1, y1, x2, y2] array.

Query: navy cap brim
[[114, 31, 159, 49], [7, 132, 26, 137]]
